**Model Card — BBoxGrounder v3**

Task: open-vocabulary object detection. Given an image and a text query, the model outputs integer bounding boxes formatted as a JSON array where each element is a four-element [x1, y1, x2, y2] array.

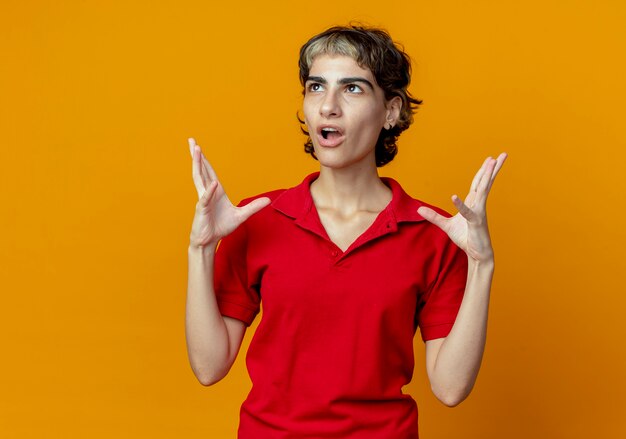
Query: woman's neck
[[310, 164, 392, 215]]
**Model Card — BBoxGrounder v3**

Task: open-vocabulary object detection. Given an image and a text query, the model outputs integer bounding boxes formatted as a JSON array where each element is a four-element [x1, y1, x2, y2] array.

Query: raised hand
[[188, 138, 270, 248], [417, 153, 507, 262]]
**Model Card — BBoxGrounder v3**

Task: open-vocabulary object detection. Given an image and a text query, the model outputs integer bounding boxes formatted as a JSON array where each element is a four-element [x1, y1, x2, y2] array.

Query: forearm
[[185, 243, 231, 385], [429, 258, 494, 405]]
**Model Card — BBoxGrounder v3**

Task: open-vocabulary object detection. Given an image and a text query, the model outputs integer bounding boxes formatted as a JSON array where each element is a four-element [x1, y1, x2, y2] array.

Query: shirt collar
[[272, 172, 426, 224]]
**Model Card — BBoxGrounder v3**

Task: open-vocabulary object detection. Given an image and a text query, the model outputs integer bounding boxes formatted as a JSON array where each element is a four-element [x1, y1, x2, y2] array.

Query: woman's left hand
[[417, 153, 507, 262]]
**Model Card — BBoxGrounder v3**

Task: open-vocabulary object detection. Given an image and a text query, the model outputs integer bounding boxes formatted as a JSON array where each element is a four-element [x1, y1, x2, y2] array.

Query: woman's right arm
[[185, 138, 269, 386]]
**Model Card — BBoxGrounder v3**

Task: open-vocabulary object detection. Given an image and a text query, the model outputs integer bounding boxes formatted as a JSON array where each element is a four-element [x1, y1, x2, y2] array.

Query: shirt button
[[331, 250, 338, 257]]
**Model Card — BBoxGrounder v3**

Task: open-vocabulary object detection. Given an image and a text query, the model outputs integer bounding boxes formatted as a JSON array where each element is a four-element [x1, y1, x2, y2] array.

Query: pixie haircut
[[298, 24, 423, 167]]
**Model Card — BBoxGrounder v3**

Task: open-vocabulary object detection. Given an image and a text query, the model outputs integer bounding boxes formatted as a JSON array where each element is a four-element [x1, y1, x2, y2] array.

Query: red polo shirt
[[214, 172, 468, 439]]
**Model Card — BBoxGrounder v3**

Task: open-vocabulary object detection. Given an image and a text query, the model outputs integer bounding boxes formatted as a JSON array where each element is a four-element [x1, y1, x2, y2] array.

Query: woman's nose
[[320, 90, 342, 118]]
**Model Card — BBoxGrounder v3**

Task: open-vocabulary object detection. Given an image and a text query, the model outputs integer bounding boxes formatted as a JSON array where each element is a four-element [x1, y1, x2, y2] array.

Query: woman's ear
[[385, 96, 402, 128]]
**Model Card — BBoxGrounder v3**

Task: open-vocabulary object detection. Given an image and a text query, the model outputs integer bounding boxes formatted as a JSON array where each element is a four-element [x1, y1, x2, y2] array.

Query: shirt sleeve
[[416, 235, 468, 342], [213, 216, 261, 327]]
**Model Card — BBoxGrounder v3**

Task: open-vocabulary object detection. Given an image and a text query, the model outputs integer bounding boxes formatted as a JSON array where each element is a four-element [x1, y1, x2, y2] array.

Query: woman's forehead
[[308, 54, 374, 79]]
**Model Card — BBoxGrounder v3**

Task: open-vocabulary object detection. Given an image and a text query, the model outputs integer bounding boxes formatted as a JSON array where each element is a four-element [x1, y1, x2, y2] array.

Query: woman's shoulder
[[383, 177, 455, 220], [237, 173, 317, 210], [237, 188, 287, 208], [414, 198, 455, 219]]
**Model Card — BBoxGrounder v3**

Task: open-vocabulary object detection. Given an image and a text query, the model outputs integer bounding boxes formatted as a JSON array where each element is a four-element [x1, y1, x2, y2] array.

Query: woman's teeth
[[321, 128, 338, 139]]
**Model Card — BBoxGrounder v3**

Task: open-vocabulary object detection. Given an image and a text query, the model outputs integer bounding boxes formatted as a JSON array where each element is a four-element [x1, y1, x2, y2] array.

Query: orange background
[[1, 1, 625, 438]]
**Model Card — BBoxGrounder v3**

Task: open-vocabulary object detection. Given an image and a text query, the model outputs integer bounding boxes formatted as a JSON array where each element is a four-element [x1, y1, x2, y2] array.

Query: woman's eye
[[347, 84, 363, 93]]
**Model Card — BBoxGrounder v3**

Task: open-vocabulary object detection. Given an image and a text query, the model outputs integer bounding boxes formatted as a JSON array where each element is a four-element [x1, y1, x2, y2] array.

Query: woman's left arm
[[417, 153, 508, 407]]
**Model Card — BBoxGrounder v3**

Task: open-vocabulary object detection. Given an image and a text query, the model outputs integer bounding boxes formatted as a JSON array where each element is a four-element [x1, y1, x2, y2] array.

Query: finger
[[199, 180, 218, 206], [196, 147, 215, 188], [470, 157, 492, 192], [477, 158, 497, 194], [462, 190, 476, 208], [195, 146, 208, 190], [191, 147, 210, 199], [188, 137, 196, 158], [191, 145, 206, 195], [236, 197, 271, 222], [199, 150, 219, 182], [473, 159, 498, 208], [487, 152, 508, 191], [417, 206, 449, 231], [475, 156, 498, 193], [188, 138, 215, 185], [452, 194, 477, 222]]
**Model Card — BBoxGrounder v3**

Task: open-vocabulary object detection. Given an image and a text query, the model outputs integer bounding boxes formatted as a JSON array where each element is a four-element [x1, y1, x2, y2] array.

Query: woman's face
[[303, 54, 400, 171]]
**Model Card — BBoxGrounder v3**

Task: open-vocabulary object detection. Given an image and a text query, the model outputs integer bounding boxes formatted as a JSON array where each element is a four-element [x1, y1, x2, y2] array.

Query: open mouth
[[320, 127, 343, 140], [316, 125, 345, 147]]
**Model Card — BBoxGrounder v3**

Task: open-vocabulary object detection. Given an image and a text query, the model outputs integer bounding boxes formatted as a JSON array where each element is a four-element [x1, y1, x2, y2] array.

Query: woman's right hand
[[188, 138, 270, 249]]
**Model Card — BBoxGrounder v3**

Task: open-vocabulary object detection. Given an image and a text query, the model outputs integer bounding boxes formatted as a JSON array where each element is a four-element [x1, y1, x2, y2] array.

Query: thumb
[[237, 197, 271, 222], [417, 206, 448, 231]]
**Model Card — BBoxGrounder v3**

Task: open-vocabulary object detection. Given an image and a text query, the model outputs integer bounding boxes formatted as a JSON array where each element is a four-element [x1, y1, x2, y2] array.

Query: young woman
[[186, 25, 506, 438]]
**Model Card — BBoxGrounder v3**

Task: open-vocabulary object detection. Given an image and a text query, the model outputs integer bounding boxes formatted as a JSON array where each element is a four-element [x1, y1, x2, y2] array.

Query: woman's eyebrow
[[305, 76, 327, 84], [339, 77, 374, 90], [305, 76, 374, 91]]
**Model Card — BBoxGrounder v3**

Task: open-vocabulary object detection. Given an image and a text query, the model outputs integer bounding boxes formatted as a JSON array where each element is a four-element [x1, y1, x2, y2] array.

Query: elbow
[[197, 375, 217, 387], [432, 383, 473, 408], [437, 392, 466, 408], [194, 368, 224, 386], [191, 362, 229, 387], [187, 347, 233, 386]]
